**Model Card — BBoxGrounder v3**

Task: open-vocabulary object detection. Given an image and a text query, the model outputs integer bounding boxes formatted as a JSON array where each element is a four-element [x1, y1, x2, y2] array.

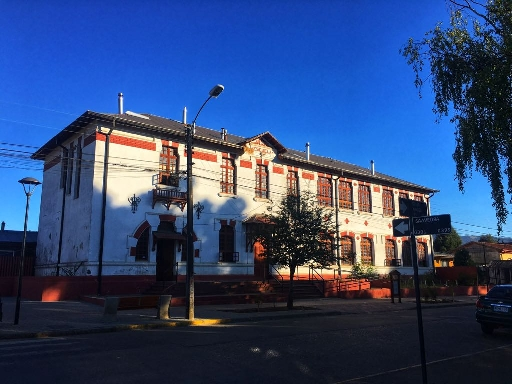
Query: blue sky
[[1, 0, 510, 239]]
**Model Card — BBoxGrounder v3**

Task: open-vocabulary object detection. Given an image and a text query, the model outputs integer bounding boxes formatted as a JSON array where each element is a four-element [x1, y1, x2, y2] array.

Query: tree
[[479, 233, 497, 242], [454, 248, 474, 266], [401, 0, 512, 234], [434, 227, 462, 253], [255, 191, 336, 309]]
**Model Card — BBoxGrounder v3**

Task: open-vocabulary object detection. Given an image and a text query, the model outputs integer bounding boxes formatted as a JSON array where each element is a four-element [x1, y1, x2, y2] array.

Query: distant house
[[433, 253, 454, 268], [455, 241, 512, 266], [0, 221, 37, 276]]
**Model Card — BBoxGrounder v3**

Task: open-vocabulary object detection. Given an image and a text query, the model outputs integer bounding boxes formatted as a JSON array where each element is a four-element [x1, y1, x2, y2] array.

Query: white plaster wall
[[37, 121, 433, 277], [36, 148, 65, 269]]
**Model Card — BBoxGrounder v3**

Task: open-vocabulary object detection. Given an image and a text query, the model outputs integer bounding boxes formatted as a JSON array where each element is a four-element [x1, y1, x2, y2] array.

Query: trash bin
[[157, 295, 172, 320]]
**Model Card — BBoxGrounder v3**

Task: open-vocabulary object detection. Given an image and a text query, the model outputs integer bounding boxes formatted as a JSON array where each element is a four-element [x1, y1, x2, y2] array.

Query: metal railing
[[308, 265, 325, 295], [269, 265, 284, 290], [219, 252, 240, 262]]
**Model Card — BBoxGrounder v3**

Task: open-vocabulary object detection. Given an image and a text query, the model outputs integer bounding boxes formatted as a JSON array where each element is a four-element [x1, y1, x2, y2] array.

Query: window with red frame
[[360, 237, 373, 265], [385, 239, 396, 263], [382, 189, 394, 216], [255, 164, 268, 199], [340, 236, 354, 265], [220, 157, 236, 194], [417, 242, 427, 267], [286, 170, 298, 196], [358, 185, 371, 213], [402, 240, 412, 267], [339, 181, 353, 210], [159, 146, 179, 187], [317, 176, 332, 206]]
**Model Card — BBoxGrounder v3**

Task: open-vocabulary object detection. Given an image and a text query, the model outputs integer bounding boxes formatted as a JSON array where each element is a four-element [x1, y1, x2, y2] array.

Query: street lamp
[[14, 177, 41, 325], [185, 84, 224, 320]]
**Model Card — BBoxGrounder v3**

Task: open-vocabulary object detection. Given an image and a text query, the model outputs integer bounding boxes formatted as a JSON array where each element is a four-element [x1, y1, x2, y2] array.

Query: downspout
[[333, 175, 341, 278], [96, 119, 115, 295]]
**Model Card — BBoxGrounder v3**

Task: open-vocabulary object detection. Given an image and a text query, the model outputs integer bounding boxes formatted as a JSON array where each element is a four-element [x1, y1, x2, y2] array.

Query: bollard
[[157, 295, 172, 320], [103, 297, 119, 321]]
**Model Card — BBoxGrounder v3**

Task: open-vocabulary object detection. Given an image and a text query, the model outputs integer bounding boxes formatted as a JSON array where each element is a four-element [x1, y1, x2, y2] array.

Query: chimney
[[1, 221, 4, 231], [221, 128, 227, 141], [182, 107, 187, 124], [306, 142, 310, 161], [118, 93, 124, 114], [370, 160, 375, 175]]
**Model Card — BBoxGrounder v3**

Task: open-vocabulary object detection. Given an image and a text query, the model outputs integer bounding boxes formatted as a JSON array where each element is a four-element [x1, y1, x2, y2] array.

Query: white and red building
[[32, 103, 437, 282]]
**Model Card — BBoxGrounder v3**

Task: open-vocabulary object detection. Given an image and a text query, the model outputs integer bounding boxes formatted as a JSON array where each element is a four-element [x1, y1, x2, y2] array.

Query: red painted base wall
[[1, 276, 156, 301]]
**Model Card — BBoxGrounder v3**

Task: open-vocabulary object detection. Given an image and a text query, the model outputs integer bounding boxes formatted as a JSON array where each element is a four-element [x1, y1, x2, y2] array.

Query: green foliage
[[478, 233, 497, 243], [454, 248, 474, 266], [421, 286, 438, 302], [256, 191, 336, 271], [254, 191, 336, 308], [350, 263, 378, 280], [433, 228, 462, 253], [401, 0, 512, 234]]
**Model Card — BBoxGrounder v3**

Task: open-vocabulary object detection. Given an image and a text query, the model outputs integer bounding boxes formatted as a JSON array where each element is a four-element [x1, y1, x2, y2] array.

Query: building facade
[[32, 107, 437, 280]]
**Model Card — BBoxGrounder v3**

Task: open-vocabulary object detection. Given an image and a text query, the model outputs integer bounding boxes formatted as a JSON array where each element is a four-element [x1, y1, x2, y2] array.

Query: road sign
[[392, 218, 410, 237], [398, 198, 427, 218], [413, 214, 451, 236], [393, 214, 451, 237]]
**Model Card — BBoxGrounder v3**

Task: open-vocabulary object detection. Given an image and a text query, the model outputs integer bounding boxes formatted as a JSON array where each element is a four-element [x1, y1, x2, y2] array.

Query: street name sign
[[393, 214, 451, 237], [398, 198, 427, 218]]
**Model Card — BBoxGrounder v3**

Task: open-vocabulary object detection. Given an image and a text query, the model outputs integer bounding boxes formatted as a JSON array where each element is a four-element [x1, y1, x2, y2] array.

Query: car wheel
[[481, 323, 495, 335]]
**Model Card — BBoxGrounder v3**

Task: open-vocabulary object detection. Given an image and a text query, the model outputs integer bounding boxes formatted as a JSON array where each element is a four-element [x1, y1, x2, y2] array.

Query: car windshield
[[488, 286, 512, 299]]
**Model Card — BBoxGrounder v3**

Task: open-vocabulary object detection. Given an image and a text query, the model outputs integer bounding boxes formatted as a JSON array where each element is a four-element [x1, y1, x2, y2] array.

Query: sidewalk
[[0, 296, 477, 340]]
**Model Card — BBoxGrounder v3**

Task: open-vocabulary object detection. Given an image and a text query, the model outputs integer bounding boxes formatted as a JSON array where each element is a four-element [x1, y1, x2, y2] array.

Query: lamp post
[[14, 177, 41, 325], [185, 84, 224, 320]]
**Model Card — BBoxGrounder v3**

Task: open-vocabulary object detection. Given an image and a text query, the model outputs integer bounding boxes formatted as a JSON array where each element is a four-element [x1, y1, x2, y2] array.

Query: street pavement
[[0, 295, 477, 340]]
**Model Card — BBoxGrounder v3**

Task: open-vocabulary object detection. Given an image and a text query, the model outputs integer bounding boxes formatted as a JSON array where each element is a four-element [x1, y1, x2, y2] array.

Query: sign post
[[392, 206, 451, 384]]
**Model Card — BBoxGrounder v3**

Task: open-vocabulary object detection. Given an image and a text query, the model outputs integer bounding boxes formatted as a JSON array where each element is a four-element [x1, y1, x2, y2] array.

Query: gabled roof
[[240, 131, 287, 154], [32, 110, 437, 194]]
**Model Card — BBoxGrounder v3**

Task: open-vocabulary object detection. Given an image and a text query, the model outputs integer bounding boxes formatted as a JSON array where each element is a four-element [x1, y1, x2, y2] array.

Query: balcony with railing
[[152, 188, 187, 211], [384, 258, 402, 267]]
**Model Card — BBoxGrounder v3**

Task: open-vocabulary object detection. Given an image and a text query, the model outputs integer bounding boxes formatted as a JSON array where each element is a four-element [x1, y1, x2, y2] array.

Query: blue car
[[476, 284, 512, 334]]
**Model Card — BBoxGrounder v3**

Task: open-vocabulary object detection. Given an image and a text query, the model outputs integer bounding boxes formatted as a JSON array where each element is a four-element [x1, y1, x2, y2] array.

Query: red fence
[[0, 256, 35, 277]]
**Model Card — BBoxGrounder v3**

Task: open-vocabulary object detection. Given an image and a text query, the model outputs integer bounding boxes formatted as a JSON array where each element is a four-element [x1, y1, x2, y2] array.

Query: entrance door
[[156, 239, 175, 281], [254, 241, 267, 280]]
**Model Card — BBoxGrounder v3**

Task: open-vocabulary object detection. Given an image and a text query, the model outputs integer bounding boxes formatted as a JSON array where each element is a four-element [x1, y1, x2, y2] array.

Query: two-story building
[[31, 101, 437, 282]]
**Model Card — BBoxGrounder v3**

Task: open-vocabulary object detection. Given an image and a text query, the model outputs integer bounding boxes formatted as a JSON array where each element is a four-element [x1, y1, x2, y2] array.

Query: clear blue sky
[[1, 0, 510, 239]]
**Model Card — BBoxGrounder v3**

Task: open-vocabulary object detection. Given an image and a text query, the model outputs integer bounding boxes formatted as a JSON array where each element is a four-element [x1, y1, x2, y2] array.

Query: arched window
[[360, 237, 373, 265], [417, 242, 427, 267], [385, 239, 396, 265], [219, 224, 237, 262], [340, 236, 354, 265], [402, 241, 412, 267], [135, 227, 150, 261]]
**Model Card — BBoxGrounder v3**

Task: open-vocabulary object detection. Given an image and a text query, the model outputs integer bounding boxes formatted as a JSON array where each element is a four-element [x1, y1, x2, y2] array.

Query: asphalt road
[[1, 306, 511, 384]]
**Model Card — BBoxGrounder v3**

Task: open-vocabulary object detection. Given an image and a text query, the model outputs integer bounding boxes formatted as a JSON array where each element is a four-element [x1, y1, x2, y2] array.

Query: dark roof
[[32, 110, 437, 193], [458, 241, 512, 254], [0, 230, 38, 243]]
